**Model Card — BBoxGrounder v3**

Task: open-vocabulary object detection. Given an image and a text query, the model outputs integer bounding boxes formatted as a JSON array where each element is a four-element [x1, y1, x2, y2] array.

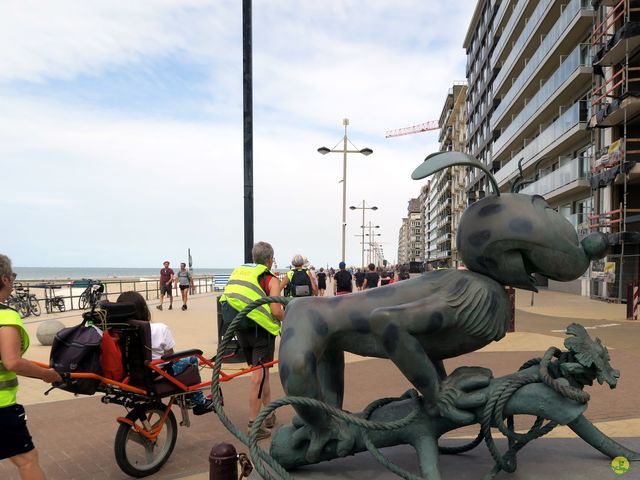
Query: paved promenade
[[1, 285, 639, 479]]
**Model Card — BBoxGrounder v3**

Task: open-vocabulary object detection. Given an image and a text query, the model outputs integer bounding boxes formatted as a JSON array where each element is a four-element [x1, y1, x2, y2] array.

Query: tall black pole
[[243, 0, 254, 263]]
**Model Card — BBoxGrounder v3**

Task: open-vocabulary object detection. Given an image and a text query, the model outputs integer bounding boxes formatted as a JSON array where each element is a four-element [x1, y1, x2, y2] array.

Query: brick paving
[[0, 288, 638, 479]]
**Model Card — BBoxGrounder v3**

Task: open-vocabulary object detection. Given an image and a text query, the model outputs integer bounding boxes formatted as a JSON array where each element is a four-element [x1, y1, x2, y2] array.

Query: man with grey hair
[[218, 242, 283, 439], [0, 254, 61, 478]]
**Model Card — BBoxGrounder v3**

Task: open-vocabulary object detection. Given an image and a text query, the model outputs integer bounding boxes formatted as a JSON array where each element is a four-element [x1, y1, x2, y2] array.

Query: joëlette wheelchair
[[35, 302, 277, 478]]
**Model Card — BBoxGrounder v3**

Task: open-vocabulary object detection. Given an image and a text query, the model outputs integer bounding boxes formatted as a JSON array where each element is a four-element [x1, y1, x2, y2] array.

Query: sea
[[13, 267, 234, 281]]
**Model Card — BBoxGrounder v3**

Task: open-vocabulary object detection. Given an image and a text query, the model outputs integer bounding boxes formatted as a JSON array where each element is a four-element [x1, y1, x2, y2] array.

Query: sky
[[0, 0, 476, 270]]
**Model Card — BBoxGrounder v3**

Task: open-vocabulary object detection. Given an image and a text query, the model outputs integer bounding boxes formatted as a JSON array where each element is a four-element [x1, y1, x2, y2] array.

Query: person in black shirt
[[333, 262, 353, 295], [354, 268, 365, 291], [363, 263, 380, 289]]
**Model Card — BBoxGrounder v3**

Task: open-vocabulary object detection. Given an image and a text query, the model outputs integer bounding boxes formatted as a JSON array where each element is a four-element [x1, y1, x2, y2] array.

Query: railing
[[491, 0, 528, 69], [495, 100, 589, 185], [494, 0, 592, 112], [493, 43, 591, 141], [493, 0, 554, 92], [13, 276, 216, 315], [520, 156, 588, 196], [591, 0, 626, 49]]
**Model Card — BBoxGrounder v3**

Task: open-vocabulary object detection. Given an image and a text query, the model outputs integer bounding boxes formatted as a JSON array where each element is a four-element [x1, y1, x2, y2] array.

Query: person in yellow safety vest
[[219, 241, 284, 441], [280, 254, 318, 297], [0, 254, 61, 480]]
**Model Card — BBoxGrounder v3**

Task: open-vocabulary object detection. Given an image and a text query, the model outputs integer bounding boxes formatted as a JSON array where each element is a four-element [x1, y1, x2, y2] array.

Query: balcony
[[491, 0, 529, 69], [495, 100, 590, 186], [493, 43, 591, 130], [590, 65, 640, 127], [592, 0, 640, 66], [493, 0, 555, 94], [493, 0, 594, 123], [520, 156, 589, 198], [492, 44, 592, 158]]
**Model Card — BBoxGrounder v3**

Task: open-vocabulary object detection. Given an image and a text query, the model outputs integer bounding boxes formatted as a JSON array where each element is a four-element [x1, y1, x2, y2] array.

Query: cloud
[[0, 0, 476, 269]]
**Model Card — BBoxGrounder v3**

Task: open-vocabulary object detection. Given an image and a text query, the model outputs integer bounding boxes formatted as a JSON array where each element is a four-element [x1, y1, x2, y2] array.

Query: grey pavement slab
[[260, 437, 640, 480]]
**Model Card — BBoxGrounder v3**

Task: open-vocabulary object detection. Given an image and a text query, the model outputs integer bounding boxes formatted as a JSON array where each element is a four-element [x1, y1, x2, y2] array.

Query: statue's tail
[[568, 415, 640, 461]]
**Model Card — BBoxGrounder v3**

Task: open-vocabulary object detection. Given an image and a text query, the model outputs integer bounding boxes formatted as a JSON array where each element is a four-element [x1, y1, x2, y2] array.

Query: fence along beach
[[11, 267, 228, 313]]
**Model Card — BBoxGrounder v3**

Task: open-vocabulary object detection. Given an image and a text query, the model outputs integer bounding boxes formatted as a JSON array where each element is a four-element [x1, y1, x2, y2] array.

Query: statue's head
[[412, 152, 608, 291]]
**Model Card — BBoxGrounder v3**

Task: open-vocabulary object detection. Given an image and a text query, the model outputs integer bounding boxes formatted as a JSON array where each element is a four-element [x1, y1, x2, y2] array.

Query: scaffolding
[[589, 0, 640, 302]]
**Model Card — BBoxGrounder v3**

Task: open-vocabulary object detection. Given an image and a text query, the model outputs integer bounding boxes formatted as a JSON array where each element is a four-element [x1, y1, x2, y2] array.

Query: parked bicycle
[[6, 283, 41, 318], [78, 281, 105, 310], [44, 285, 66, 314]]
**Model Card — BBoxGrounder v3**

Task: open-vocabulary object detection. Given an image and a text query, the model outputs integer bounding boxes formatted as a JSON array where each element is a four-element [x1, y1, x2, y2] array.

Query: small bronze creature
[[278, 152, 608, 461]]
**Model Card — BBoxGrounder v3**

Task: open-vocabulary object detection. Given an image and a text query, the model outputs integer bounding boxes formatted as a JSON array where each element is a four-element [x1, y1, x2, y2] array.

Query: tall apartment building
[[397, 198, 423, 267], [439, 83, 468, 268], [465, 0, 596, 295]]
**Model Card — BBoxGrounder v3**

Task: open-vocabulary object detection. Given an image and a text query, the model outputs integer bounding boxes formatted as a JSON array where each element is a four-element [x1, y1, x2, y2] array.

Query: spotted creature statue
[[278, 152, 609, 462]]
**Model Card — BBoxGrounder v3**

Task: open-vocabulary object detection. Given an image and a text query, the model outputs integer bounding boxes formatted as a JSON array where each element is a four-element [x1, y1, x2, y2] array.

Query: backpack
[[290, 269, 312, 297], [50, 317, 103, 395]]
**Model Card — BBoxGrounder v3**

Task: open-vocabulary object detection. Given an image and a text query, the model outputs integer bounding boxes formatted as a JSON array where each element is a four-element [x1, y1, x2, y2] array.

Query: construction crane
[[385, 120, 439, 138]]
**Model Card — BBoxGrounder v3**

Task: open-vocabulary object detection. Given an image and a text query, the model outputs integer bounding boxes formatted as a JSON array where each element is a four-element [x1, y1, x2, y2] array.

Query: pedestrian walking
[[333, 261, 353, 295], [316, 268, 327, 296], [157, 260, 174, 311], [280, 255, 317, 297], [219, 241, 284, 439], [175, 263, 194, 310], [0, 254, 62, 480], [363, 263, 381, 289], [354, 268, 365, 291]]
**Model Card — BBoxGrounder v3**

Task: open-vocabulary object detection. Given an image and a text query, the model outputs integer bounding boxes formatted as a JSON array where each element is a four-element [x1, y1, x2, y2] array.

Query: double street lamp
[[350, 201, 378, 269], [318, 119, 373, 263]]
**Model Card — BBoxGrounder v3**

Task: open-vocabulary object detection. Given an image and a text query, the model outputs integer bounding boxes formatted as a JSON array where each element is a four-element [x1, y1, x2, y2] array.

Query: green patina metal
[[211, 152, 638, 479]]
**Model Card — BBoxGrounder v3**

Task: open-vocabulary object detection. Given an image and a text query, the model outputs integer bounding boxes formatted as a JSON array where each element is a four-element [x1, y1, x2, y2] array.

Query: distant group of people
[[157, 260, 194, 311]]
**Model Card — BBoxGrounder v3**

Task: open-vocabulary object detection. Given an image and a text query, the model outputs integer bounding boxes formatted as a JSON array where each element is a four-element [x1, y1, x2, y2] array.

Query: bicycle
[[7, 283, 41, 318], [44, 285, 66, 314], [78, 281, 104, 310]]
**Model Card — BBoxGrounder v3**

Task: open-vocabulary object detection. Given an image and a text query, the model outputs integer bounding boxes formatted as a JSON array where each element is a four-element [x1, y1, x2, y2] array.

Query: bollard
[[627, 283, 638, 320], [210, 443, 238, 480]]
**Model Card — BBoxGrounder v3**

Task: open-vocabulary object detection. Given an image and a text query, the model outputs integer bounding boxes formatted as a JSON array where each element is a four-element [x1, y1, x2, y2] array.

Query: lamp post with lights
[[318, 119, 373, 263]]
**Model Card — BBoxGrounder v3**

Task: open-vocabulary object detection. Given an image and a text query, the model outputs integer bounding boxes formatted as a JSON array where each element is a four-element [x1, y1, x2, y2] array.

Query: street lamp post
[[318, 119, 373, 263], [365, 224, 381, 265], [350, 201, 378, 269]]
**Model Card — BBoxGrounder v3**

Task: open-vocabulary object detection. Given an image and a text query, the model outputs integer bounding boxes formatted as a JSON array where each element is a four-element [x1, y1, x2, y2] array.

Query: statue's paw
[[291, 421, 356, 462], [437, 366, 492, 425]]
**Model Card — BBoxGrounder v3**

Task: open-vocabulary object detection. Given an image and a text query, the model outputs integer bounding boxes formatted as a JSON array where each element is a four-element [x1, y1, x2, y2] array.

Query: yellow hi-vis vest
[[0, 306, 29, 407], [220, 264, 280, 336]]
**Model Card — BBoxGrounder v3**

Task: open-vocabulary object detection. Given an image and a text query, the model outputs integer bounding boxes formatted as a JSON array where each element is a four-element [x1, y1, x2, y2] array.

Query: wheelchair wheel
[[114, 403, 178, 477]]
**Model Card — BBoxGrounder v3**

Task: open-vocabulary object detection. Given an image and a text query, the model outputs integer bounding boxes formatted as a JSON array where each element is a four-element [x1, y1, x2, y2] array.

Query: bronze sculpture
[[262, 152, 638, 478]]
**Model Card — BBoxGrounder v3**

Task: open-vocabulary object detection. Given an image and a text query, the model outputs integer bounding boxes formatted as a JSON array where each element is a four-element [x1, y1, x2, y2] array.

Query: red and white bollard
[[626, 283, 638, 320]]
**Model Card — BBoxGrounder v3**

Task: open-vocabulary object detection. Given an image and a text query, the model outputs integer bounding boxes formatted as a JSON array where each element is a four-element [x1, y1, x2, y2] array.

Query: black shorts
[[179, 285, 190, 291], [0, 404, 35, 460], [221, 301, 275, 365], [160, 283, 173, 296]]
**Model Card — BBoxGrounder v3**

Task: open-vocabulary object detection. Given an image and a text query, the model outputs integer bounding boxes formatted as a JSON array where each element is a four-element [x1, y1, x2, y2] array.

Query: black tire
[[78, 291, 89, 310], [17, 299, 30, 318], [29, 296, 41, 317], [114, 403, 178, 478], [55, 298, 66, 312]]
